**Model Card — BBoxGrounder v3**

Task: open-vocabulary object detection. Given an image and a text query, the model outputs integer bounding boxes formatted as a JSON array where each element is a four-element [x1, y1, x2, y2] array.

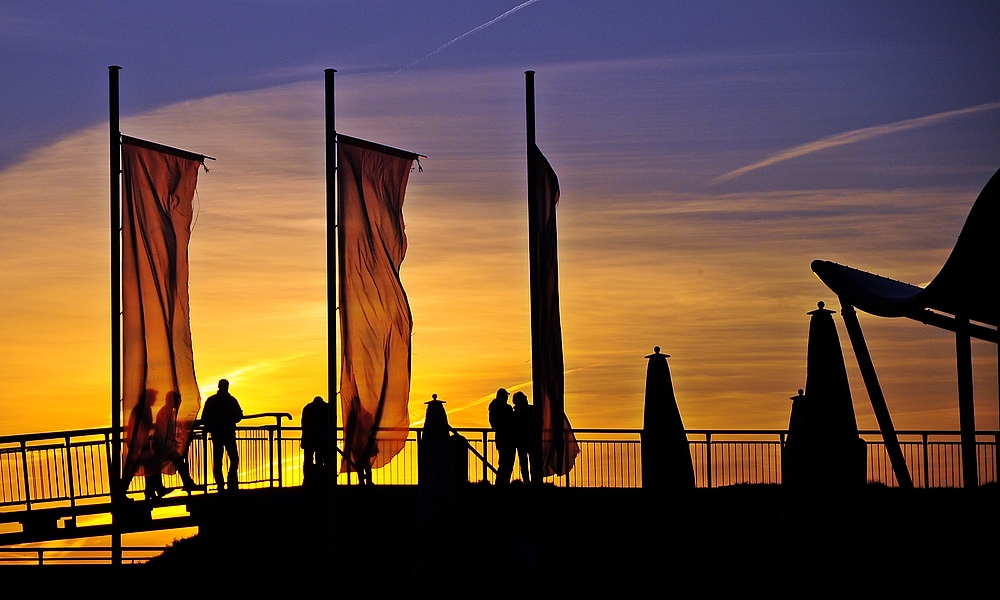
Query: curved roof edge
[[812, 166, 998, 328], [811, 260, 923, 318]]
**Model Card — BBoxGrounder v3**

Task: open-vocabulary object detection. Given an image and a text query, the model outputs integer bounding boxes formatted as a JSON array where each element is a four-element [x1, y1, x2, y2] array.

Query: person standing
[[300, 395, 330, 488], [488, 388, 515, 485], [512, 391, 533, 484], [201, 379, 243, 492]]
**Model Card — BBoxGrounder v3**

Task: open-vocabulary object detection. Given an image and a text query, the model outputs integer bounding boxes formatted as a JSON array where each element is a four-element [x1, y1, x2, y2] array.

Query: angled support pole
[[840, 303, 913, 488]]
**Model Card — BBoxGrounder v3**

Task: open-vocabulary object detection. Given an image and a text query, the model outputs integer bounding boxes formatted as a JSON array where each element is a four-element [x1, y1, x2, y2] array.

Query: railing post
[[276, 418, 284, 488], [482, 431, 489, 483], [922, 433, 930, 489], [778, 432, 786, 485], [705, 432, 712, 489], [20, 440, 31, 511], [268, 427, 275, 488], [65, 435, 76, 511], [203, 429, 209, 492]]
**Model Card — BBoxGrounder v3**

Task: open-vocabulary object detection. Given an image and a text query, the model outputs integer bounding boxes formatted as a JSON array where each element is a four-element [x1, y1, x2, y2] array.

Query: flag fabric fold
[[121, 139, 202, 485], [528, 144, 579, 477], [338, 138, 415, 473]]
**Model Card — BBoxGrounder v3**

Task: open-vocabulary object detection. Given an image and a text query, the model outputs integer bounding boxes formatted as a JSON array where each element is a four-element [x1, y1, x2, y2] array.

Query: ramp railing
[[2, 425, 997, 512]]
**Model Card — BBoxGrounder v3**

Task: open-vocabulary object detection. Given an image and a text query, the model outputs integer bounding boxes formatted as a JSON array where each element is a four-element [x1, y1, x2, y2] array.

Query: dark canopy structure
[[811, 167, 999, 488]]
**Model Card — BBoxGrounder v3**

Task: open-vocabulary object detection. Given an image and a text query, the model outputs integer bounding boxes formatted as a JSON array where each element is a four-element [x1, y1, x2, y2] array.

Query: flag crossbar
[[336, 133, 426, 160], [121, 134, 216, 163]]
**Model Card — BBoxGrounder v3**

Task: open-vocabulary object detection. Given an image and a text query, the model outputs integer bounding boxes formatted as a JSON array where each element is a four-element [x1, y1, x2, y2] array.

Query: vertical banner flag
[[528, 144, 579, 476], [121, 137, 203, 485], [337, 135, 416, 473]]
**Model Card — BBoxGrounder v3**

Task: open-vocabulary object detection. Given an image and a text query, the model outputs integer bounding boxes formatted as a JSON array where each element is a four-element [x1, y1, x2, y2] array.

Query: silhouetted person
[[489, 388, 515, 485], [343, 405, 376, 485], [300, 395, 329, 488], [512, 391, 533, 483], [201, 379, 243, 492], [165, 391, 198, 491], [123, 388, 159, 500]]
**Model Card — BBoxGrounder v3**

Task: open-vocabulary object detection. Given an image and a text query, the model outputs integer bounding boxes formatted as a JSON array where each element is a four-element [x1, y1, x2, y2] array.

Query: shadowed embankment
[[3, 483, 996, 598]]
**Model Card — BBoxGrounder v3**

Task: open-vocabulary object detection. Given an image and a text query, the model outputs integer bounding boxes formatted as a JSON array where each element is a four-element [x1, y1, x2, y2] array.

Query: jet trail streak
[[397, 0, 542, 73], [713, 102, 1000, 183]]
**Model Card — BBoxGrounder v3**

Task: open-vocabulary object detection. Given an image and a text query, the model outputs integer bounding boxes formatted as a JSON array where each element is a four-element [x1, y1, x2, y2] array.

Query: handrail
[[449, 427, 499, 476], [0, 427, 113, 444], [241, 412, 294, 422], [0, 546, 164, 565], [4, 425, 997, 444], [1, 423, 996, 518]]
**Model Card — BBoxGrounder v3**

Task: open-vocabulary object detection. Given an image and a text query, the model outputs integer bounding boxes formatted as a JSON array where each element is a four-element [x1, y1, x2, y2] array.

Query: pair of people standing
[[488, 388, 533, 484]]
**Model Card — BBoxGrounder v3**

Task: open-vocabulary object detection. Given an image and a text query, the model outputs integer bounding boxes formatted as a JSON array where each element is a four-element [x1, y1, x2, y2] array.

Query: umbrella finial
[[645, 346, 670, 359], [808, 300, 835, 315]]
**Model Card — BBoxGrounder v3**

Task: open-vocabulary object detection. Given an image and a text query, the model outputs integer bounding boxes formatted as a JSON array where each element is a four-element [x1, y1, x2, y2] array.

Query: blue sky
[[2, 1, 998, 171]]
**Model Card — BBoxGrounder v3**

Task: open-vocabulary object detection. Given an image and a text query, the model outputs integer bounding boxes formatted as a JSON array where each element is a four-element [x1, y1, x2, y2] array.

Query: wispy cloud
[[396, 0, 542, 73], [712, 102, 1000, 183], [200, 353, 310, 397]]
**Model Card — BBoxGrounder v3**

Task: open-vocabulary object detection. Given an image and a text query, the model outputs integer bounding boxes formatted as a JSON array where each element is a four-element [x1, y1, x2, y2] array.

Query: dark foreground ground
[[3, 482, 997, 598]]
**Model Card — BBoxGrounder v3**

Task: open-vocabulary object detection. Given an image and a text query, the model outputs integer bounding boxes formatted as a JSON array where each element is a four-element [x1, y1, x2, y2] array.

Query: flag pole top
[[425, 393, 445, 405], [325, 68, 337, 74], [109, 65, 121, 71]]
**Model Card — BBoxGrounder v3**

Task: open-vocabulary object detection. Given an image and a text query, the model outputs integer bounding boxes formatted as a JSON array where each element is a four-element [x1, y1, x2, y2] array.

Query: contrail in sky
[[397, 0, 542, 73], [712, 102, 1000, 183]]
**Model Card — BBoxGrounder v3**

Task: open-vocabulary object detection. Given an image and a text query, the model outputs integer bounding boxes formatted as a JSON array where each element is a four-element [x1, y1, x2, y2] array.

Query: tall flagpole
[[109, 65, 123, 567], [324, 66, 338, 595], [525, 70, 544, 486], [325, 68, 338, 484]]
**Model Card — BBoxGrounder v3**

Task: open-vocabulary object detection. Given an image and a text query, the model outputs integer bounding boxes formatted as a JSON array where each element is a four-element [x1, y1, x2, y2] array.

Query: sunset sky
[[1, 1, 998, 440]]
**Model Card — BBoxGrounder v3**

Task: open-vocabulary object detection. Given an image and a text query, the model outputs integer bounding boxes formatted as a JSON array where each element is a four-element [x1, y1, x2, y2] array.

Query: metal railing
[[0, 546, 162, 565], [2, 425, 997, 512]]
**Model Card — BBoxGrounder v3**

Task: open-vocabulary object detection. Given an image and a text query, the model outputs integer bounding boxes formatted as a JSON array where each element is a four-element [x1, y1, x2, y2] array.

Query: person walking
[[488, 388, 515, 485], [201, 379, 243, 492]]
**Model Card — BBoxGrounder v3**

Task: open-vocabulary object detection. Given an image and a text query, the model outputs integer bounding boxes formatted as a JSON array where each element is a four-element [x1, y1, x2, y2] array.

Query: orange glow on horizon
[[0, 67, 996, 441]]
